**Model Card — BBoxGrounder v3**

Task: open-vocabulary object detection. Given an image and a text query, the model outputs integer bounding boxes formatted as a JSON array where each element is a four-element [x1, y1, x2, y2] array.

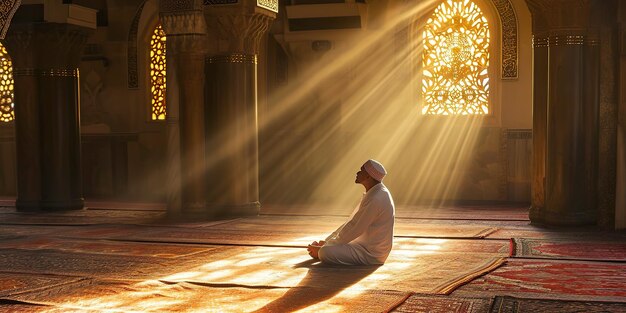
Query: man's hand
[[307, 240, 325, 259]]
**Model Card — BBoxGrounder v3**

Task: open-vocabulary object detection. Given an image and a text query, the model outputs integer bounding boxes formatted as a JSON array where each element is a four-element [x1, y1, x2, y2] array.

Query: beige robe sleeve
[[326, 197, 380, 244]]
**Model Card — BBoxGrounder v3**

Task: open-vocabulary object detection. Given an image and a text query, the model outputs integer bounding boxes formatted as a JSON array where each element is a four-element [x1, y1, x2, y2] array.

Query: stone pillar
[[595, 2, 619, 228], [160, 9, 208, 215], [5, 23, 91, 211], [617, 1, 626, 229], [204, 5, 275, 216], [526, 0, 617, 226], [529, 33, 548, 221]]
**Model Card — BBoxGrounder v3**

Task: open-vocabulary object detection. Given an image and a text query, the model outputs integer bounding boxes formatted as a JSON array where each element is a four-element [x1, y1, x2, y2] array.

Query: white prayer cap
[[363, 159, 386, 182]]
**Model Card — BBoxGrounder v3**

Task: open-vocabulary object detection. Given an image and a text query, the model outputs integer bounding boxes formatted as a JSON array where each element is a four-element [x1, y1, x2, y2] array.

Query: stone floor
[[0, 202, 625, 312]]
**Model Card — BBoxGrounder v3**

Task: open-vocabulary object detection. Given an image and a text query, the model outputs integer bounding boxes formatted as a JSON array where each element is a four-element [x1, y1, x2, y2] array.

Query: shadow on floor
[[252, 259, 379, 312]]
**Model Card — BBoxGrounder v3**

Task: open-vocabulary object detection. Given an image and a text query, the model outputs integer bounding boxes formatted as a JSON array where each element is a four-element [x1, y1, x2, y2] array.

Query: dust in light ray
[[135, 0, 448, 210], [257, 0, 490, 211], [141, 0, 489, 214]]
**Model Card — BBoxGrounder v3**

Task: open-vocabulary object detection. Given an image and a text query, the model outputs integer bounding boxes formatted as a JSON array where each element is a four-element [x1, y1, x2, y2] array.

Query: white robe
[[319, 183, 395, 265]]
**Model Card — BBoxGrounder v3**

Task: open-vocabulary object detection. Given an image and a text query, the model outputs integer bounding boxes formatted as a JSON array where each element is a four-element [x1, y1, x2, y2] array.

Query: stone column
[[529, 33, 548, 221], [160, 9, 208, 215], [204, 6, 274, 216], [5, 23, 91, 211], [526, 0, 617, 226]]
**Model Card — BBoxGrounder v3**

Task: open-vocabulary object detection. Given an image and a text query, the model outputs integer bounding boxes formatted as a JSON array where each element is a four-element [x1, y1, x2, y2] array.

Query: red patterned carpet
[[454, 259, 626, 302], [512, 238, 626, 261], [0, 203, 625, 312], [489, 296, 626, 313]]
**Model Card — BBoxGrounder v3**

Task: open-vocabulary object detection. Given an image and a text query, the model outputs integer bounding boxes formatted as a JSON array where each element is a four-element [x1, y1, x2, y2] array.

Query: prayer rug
[[0, 210, 165, 225], [396, 206, 529, 221], [0, 237, 214, 258], [209, 215, 501, 238], [50, 224, 153, 239], [0, 249, 177, 279], [0, 225, 78, 237], [0, 303, 48, 313], [486, 228, 616, 240], [489, 296, 626, 313], [152, 245, 506, 295], [395, 224, 498, 238], [392, 293, 492, 313], [394, 238, 510, 255], [453, 259, 626, 302], [397, 218, 530, 227], [0, 245, 506, 311], [6, 278, 412, 313], [0, 273, 84, 297], [512, 238, 626, 261], [123, 224, 501, 247], [114, 227, 326, 246]]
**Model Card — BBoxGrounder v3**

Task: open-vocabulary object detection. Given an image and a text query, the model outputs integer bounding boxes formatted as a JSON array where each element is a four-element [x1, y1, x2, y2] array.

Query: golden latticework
[[0, 42, 14, 122], [422, 0, 490, 115], [150, 24, 166, 120]]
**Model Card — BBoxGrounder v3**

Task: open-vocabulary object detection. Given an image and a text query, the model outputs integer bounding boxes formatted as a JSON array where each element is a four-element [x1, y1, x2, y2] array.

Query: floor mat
[[392, 293, 492, 313], [151, 245, 506, 295], [205, 215, 501, 238], [0, 237, 215, 258], [489, 295, 626, 313], [511, 238, 626, 261], [486, 228, 625, 240], [453, 259, 626, 302], [0, 210, 165, 225], [393, 238, 510, 255], [116, 224, 501, 247], [0, 249, 177, 279], [7, 278, 411, 313], [0, 273, 84, 298]]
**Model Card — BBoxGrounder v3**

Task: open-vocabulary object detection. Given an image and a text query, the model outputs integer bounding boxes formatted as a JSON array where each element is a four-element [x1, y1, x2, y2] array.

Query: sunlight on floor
[[41, 236, 452, 312]]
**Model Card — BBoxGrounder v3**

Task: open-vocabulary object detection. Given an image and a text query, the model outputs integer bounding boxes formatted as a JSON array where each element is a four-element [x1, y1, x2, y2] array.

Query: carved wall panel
[[161, 0, 196, 12], [0, 0, 20, 39], [257, 0, 278, 13], [492, 0, 518, 79], [127, 0, 147, 89]]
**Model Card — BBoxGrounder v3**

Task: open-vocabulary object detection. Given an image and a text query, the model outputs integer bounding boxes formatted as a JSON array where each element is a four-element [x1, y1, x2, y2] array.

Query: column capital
[[4, 23, 92, 69], [160, 10, 209, 55], [205, 13, 274, 55], [160, 10, 207, 35]]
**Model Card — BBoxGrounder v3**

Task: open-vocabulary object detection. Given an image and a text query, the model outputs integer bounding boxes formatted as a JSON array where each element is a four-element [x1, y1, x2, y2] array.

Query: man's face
[[355, 165, 370, 184]]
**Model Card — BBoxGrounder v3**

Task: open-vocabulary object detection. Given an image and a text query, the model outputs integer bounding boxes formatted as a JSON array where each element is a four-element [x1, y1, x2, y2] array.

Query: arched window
[[150, 23, 166, 120], [0, 42, 14, 122], [422, 0, 490, 115]]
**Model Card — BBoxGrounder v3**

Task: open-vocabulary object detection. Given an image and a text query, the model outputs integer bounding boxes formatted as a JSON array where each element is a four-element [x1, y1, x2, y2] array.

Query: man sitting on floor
[[307, 159, 395, 265]]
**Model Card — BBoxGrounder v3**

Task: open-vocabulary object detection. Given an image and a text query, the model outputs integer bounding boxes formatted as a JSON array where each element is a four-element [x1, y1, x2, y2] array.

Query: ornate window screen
[[150, 24, 166, 121], [0, 42, 14, 123], [422, 0, 490, 115]]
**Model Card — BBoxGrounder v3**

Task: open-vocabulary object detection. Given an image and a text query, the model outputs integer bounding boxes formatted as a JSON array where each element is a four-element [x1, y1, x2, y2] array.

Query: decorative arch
[[422, 0, 491, 115], [0, 41, 14, 122]]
